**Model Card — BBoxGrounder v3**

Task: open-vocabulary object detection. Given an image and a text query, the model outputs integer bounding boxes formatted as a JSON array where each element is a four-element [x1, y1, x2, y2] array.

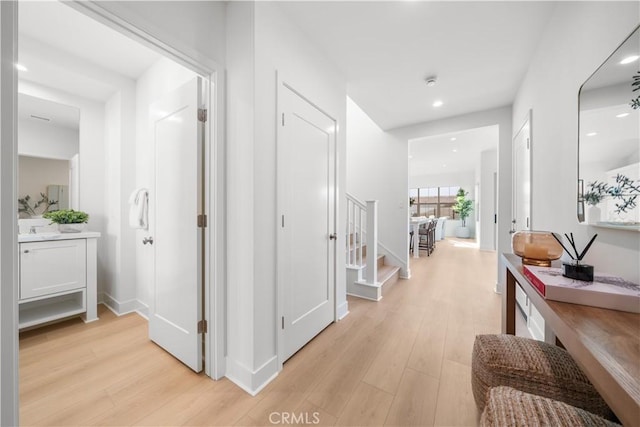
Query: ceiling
[[18, 93, 80, 130], [278, 1, 556, 131], [18, 1, 161, 107], [409, 125, 498, 176]]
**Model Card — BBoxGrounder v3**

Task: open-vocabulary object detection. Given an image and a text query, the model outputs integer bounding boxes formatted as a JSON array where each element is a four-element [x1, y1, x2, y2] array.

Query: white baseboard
[[225, 355, 279, 396], [100, 292, 140, 316], [136, 300, 149, 319], [337, 301, 349, 320], [400, 268, 411, 279]]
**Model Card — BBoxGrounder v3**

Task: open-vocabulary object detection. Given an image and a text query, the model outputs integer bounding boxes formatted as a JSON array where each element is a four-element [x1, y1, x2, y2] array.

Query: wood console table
[[501, 253, 640, 426]]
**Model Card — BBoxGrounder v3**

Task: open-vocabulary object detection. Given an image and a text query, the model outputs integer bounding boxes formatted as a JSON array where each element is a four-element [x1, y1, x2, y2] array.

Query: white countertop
[[18, 231, 101, 243]]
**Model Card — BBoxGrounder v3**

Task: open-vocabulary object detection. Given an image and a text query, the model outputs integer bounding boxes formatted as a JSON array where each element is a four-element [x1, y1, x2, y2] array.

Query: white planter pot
[[455, 226, 470, 238], [58, 223, 86, 233], [587, 205, 601, 224]]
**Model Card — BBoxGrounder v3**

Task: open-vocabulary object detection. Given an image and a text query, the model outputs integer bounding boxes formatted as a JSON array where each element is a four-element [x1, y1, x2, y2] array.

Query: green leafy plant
[[43, 209, 89, 224], [452, 188, 473, 227], [18, 193, 58, 217]]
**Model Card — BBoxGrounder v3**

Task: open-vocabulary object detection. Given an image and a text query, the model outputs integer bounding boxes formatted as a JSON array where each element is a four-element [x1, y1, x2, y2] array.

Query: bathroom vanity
[[18, 231, 100, 329]]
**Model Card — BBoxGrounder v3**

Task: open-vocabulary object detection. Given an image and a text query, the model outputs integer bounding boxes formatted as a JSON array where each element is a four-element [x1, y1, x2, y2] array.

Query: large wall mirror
[[578, 25, 640, 230], [18, 93, 80, 219]]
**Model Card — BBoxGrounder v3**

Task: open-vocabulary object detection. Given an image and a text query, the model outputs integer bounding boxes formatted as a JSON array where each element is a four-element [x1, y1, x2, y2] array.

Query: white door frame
[[67, 0, 226, 381], [275, 73, 338, 369], [0, 2, 20, 424], [0, 4, 226, 422], [512, 110, 533, 233]]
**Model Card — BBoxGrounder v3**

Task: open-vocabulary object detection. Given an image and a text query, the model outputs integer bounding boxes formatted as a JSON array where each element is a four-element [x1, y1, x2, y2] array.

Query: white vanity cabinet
[[18, 232, 100, 329]]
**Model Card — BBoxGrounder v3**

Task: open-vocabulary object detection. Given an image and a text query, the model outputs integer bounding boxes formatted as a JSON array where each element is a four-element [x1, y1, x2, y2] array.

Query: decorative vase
[[58, 223, 86, 233], [587, 205, 601, 224], [512, 230, 563, 267], [456, 226, 470, 238]]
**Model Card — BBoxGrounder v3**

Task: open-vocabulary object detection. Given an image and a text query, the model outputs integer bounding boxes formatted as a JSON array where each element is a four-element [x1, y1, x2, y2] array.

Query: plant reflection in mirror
[[18, 193, 58, 217], [587, 174, 640, 214], [631, 71, 640, 110]]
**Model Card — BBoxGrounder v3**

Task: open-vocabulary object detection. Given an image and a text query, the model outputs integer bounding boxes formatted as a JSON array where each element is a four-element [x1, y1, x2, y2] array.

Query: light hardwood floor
[[20, 238, 499, 426]]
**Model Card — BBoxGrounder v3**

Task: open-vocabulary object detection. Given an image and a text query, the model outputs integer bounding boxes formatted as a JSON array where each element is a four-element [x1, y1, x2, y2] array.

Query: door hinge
[[281, 316, 285, 329], [282, 113, 285, 126], [198, 108, 207, 123], [526, 217, 529, 228], [281, 215, 285, 228], [197, 320, 207, 334], [198, 214, 208, 228]]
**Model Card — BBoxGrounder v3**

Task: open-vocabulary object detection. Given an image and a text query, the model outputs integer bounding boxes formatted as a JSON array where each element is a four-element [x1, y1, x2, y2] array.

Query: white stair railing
[[346, 193, 378, 285]]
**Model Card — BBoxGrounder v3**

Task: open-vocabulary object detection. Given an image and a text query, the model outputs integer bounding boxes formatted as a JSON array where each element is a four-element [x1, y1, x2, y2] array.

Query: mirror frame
[[577, 24, 640, 231]]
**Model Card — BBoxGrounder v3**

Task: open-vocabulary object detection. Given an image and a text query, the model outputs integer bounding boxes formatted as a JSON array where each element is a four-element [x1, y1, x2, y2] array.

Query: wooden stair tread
[[378, 264, 400, 283]]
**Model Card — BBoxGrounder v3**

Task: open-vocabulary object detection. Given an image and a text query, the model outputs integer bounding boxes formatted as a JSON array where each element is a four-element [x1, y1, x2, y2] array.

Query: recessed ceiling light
[[452, 149, 458, 153], [587, 132, 597, 137], [408, 155, 413, 159], [620, 55, 639, 65], [15, 63, 28, 72], [433, 100, 443, 108], [442, 164, 447, 168], [616, 112, 630, 118], [450, 137, 456, 141]]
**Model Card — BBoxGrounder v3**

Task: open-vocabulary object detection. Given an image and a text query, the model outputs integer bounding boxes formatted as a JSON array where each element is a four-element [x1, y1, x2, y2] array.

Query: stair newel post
[[365, 200, 378, 285]]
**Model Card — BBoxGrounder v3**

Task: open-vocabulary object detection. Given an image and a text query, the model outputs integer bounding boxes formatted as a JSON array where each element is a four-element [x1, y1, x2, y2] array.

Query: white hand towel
[[128, 188, 149, 229]]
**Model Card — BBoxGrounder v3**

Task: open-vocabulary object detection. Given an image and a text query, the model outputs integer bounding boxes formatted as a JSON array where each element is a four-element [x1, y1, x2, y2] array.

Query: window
[[409, 186, 460, 218]]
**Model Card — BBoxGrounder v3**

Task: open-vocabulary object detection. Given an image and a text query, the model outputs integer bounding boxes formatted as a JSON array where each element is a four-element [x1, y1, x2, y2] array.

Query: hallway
[[20, 239, 499, 426]]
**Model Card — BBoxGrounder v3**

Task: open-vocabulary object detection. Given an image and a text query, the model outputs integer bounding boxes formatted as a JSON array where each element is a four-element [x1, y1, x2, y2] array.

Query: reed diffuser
[[551, 232, 597, 281]]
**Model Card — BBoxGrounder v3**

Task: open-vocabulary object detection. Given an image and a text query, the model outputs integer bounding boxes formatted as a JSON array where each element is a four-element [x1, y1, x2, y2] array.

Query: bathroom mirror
[[18, 93, 80, 219], [578, 25, 640, 230]]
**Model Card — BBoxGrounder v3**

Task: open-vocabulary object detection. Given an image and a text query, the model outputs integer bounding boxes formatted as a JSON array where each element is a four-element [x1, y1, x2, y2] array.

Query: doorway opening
[[15, 0, 222, 421]]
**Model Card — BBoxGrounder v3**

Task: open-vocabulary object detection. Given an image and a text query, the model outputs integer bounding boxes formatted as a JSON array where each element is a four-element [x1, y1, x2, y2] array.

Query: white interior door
[[512, 112, 531, 235], [149, 77, 204, 372], [278, 83, 336, 362]]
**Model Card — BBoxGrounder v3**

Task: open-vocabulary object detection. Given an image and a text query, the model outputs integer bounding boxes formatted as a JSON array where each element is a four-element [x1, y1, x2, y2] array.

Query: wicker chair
[[480, 386, 620, 427], [471, 334, 615, 421]]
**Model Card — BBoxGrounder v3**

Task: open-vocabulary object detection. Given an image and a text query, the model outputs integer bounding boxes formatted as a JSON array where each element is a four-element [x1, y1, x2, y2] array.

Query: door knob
[[142, 236, 154, 245], [329, 233, 337, 240]]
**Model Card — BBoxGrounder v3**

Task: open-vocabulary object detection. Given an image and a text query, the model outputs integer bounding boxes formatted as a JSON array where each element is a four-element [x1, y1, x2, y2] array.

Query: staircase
[[346, 194, 401, 301]]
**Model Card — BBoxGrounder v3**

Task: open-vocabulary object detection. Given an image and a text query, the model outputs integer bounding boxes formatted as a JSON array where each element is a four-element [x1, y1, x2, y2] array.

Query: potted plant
[[583, 190, 604, 224], [452, 188, 473, 238], [43, 209, 89, 233]]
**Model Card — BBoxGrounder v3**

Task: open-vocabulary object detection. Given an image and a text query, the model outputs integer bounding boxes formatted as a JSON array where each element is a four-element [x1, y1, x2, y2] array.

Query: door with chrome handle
[[142, 236, 154, 245]]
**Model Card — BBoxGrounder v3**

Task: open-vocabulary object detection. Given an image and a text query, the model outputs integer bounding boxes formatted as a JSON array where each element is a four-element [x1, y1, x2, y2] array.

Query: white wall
[[92, 1, 226, 70], [512, 2, 640, 283], [225, 2, 347, 394], [18, 156, 69, 204], [101, 83, 138, 315], [17, 119, 78, 160], [134, 57, 197, 314], [347, 97, 409, 274], [392, 106, 512, 282]]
